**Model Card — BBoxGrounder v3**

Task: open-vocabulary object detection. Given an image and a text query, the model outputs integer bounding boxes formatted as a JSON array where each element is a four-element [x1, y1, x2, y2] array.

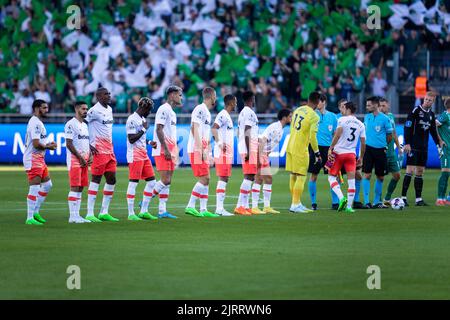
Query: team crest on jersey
[[375, 125, 381, 132]]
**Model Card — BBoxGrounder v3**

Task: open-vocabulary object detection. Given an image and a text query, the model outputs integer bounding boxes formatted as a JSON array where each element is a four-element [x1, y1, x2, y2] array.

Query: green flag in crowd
[[256, 61, 273, 78], [336, 0, 361, 8], [55, 71, 66, 94], [301, 78, 318, 100]]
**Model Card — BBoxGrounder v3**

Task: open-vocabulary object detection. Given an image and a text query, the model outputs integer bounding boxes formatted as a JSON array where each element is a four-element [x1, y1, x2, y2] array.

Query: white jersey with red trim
[[126, 112, 149, 163], [237, 106, 259, 155], [85, 102, 114, 154], [213, 109, 234, 158], [64, 117, 90, 169], [334, 115, 366, 154], [259, 121, 283, 153], [152, 102, 177, 157], [187, 103, 211, 153], [23, 116, 47, 170]]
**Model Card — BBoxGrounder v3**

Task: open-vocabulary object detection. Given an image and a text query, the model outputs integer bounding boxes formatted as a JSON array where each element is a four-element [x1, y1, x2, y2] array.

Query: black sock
[[402, 174, 412, 197], [414, 176, 423, 199]]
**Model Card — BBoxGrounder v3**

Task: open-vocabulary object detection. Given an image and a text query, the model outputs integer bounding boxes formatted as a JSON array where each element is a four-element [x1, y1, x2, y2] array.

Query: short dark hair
[[366, 96, 380, 105], [74, 101, 88, 109], [319, 93, 327, 102], [166, 85, 182, 96], [138, 97, 153, 109], [338, 99, 347, 106], [32, 99, 47, 110], [224, 94, 236, 106], [344, 101, 356, 113], [379, 97, 388, 103], [308, 91, 321, 105], [277, 108, 292, 120], [242, 91, 254, 104]]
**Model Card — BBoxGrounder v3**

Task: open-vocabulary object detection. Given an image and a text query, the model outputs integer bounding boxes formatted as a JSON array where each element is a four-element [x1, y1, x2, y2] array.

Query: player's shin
[[374, 179, 383, 204], [362, 177, 371, 204], [199, 184, 209, 212], [237, 179, 252, 208], [68, 191, 79, 220], [100, 183, 115, 215], [308, 180, 317, 204], [347, 179, 356, 208], [402, 173, 412, 198], [126, 182, 138, 216], [293, 175, 306, 205], [414, 176, 423, 201], [263, 184, 272, 207], [216, 180, 227, 211], [87, 182, 99, 217], [251, 183, 261, 209], [328, 175, 344, 200], [188, 182, 203, 209], [437, 172, 449, 199], [158, 185, 170, 214], [27, 185, 40, 220], [140, 180, 155, 214], [34, 180, 52, 214], [385, 178, 398, 201], [354, 179, 361, 202]]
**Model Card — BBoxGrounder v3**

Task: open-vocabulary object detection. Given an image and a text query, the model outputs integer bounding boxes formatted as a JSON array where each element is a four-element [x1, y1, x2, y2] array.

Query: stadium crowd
[[0, 0, 449, 115]]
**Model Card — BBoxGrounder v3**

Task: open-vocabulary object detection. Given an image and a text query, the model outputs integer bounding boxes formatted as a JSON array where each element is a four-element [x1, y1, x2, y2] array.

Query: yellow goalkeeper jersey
[[287, 105, 320, 155]]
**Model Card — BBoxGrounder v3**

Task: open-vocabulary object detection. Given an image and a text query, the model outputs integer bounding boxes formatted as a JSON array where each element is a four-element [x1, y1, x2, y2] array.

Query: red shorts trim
[[69, 165, 89, 187], [189, 152, 209, 177], [26, 164, 49, 182], [215, 153, 232, 177], [241, 153, 257, 175], [329, 153, 357, 176], [154, 154, 176, 171], [91, 153, 117, 176], [128, 159, 155, 180]]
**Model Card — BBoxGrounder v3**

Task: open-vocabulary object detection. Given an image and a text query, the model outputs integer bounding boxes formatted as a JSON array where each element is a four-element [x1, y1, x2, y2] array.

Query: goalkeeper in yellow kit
[[286, 91, 322, 213]]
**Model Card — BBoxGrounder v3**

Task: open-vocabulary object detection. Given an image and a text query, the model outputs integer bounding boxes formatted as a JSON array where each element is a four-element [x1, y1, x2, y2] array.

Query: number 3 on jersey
[[293, 114, 305, 131], [347, 127, 357, 142]]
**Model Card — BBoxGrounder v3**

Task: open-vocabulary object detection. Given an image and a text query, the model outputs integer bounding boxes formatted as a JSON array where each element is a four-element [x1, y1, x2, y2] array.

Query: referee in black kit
[[401, 91, 444, 206]]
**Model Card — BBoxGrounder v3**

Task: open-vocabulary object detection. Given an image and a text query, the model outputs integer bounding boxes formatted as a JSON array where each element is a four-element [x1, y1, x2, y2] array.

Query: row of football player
[[22, 86, 292, 224]]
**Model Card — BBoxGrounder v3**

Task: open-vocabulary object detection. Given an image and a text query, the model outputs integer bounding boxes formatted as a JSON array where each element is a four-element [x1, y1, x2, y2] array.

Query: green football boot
[[33, 213, 46, 223], [337, 197, 348, 212], [98, 213, 119, 222], [138, 212, 158, 220], [128, 214, 142, 221], [185, 207, 204, 217], [344, 207, 355, 214], [26, 218, 43, 225], [201, 211, 220, 217], [85, 215, 102, 223]]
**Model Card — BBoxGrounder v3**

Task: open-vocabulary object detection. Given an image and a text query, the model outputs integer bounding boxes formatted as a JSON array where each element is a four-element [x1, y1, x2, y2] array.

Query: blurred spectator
[[370, 70, 388, 98], [17, 89, 34, 114], [34, 83, 51, 104]]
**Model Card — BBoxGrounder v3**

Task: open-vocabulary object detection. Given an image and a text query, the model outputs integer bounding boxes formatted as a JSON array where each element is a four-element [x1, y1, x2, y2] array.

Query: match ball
[[390, 198, 405, 210]]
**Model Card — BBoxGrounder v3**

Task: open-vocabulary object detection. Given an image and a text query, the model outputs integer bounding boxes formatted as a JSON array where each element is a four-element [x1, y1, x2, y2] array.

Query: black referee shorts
[[308, 145, 329, 174], [406, 149, 428, 167], [363, 146, 387, 176]]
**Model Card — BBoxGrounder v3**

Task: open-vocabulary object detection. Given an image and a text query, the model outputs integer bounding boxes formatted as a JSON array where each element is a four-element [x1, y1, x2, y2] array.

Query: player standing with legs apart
[[435, 98, 450, 206], [85, 88, 119, 222], [251, 108, 292, 214], [327, 102, 366, 213], [401, 92, 444, 206], [185, 87, 219, 218], [379, 98, 403, 205], [23, 100, 56, 225], [125, 97, 159, 221], [286, 92, 321, 213], [235, 91, 259, 215], [150, 86, 183, 219], [65, 101, 91, 223], [212, 94, 237, 216], [307, 94, 339, 211], [361, 96, 393, 209]]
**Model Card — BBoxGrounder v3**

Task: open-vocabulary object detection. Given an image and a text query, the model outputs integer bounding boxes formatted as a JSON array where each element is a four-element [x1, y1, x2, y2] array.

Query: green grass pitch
[[0, 166, 449, 299]]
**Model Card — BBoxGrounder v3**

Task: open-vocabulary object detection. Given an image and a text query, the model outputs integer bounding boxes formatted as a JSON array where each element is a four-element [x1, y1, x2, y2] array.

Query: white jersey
[[213, 109, 234, 158], [187, 103, 211, 153], [64, 118, 90, 168], [334, 115, 366, 155], [23, 116, 47, 170], [259, 121, 283, 153], [237, 106, 259, 155], [126, 112, 149, 163], [152, 102, 177, 157], [85, 102, 114, 154]]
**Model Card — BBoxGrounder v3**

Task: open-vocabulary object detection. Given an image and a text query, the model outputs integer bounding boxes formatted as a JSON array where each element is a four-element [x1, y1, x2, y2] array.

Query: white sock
[[328, 175, 344, 199], [87, 182, 99, 217], [152, 180, 166, 198], [34, 180, 52, 214], [140, 180, 156, 214], [159, 184, 170, 214], [237, 179, 252, 208], [200, 184, 209, 212], [188, 182, 203, 208], [127, 181, 138, 216], [263, 184, 272, 208], [100, 183, 115, 215], [68, 191, 79, 219], [216, 180, 227, 211], [76, 192, 82, 217], [251, 183, 261, 209], [27, 185, 40, 220], [347, 179, 356, 209]]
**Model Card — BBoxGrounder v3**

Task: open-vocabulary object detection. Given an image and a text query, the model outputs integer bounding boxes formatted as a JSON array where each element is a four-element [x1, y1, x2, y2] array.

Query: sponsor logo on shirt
[[102, 119, 114, 125], [78, 135, 89, 139]]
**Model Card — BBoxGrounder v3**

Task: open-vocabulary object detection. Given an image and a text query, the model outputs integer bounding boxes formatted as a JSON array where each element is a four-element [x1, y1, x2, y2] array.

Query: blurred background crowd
[[0, 0, 449, 116]]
